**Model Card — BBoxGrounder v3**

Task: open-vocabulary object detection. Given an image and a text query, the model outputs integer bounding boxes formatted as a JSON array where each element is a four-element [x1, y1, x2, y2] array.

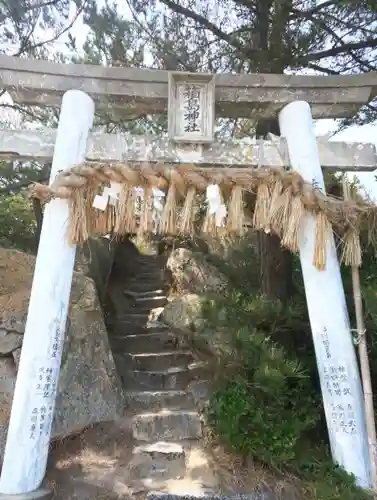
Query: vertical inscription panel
[[168, 72, 215, 143]]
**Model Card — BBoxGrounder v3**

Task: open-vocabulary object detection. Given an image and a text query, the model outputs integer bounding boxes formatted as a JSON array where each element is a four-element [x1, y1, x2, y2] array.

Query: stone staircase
[[107, 251, 217, 497]]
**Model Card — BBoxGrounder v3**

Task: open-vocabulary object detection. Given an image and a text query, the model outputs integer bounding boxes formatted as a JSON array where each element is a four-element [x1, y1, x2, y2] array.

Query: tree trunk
[[32, 198, 43, 250], [256, 118, 293, 301]]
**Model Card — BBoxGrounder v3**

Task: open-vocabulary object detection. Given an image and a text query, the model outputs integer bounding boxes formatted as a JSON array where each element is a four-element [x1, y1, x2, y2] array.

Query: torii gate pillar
[[279, 101, 371, 487], [0, 90, 94, 497]]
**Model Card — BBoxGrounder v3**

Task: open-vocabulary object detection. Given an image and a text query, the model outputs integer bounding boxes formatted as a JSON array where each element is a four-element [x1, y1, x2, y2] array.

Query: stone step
[[134, 296, 168, 308], [117, 305, 154, 315], [110, 325, 169, 338], [110, 318, 168, 329], [124, 276, 163, 284], [132, 410, 202, 441], [120, 300, 167, 314], [122, 286, 166, 295], [131, 258, 162, 266], [123, 284, 163, 292], [147, 493, 275, 499], [126, 275, 163, 283], [117, 351, 194, 371], [113, 331, 178, 353], [124, 286, 165, 295], [111, 318, 169, 333], [126, 259, 162, 267], [118, 312, 150, 320], [124, 390, 195, 412], [127, 278, 162, 284], [119, 362, 206, 391], [133, 480, 216, 496], [135, 294, 167, 302], [114, 314, 149, 326], [134, 268, 162, 274], [147, 490, 217, 499], [123, 289, 165, 299], [128, 441, 185, 482]]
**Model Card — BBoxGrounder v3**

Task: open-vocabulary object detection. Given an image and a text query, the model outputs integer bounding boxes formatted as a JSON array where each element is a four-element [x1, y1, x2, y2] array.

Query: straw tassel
[[84, 183, 98, 236], [114, 184, 137, 235], [179, 186, 197, 235], [202, 185, 226, 236], [267, 178, 283, 221], [313, 211, 331, 271], [253, 182, 271, 231], [281, 195, 305, 253], [202, 192, 214, 235], [159, 182, 178, 235], [68, 190, 86, 245], [268, 186, 292, 237], [202, 206, 217, 235], [227, 185, 245, 236], [68, 181, 99, 244], [106, 204, 116, 233], [138, 186, 154, 236], [94, 205, 110, 235], [53, 163, 371, 268], [341, 228, 362, 268]]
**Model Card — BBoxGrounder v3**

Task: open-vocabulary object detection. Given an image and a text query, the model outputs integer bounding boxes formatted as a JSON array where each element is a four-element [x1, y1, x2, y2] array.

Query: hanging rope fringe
[[268, 186, 292, 237], [227, 185, 245, 235], [28, 161, 376, 271], [268, 178, 283, 223], [313, 212, 331, 271], [68, 187, 89, 245], [281, 195, 305, 253], [114, 184, 136, 235], [342, 228, 362, 268], [179, 186, 197, 235], [253, 182, 271, 231], [159, 182, 178, 235], [341, 179, 363, 268], [202, 205, 217, 235], [138, 186, 154, 236]]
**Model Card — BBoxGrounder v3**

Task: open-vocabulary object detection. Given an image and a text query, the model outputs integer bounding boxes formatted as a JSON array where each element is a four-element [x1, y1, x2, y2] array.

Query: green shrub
[[207, 376, 317, 466], [199, 235, 376, 498], [0, 194, 37, 253], [202, 293, 319, 467]]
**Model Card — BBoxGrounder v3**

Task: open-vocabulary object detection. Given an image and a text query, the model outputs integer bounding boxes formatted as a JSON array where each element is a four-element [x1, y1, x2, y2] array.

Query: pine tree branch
[[19, 1, 87, 54], [292, 8, 376, 72], [124, 0, 196, 71], [0, 0, 61, 23], [0, 177, 49, 195], [307, 63, 341, 75], [157, 0, 258, 58], [301, 38, 377, 63], [302, 0, 343, 16], [232, 0, 256, 13]]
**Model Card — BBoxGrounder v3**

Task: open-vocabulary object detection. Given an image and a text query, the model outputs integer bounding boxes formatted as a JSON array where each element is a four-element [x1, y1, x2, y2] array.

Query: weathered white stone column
[[0, 90, 94, 497], [279, 101, 371, 488]]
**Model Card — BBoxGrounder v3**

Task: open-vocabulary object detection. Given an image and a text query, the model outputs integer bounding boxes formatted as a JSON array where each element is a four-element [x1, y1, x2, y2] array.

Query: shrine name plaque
[[168, 72, 215, 144]]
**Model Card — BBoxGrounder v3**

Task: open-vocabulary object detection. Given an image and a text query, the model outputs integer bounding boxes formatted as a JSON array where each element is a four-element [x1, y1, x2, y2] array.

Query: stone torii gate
[[0, 55, 377, 499]]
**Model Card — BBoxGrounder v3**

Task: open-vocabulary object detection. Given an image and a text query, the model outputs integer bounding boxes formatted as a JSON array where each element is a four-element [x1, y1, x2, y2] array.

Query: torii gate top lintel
[[0, 54, 376, 120]]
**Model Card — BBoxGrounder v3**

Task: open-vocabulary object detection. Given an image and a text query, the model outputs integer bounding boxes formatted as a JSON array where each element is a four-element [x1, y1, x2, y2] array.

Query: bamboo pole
[[343, 177, 377, 491]]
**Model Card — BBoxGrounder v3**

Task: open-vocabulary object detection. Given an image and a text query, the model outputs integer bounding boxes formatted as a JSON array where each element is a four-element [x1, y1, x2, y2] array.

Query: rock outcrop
[[162, 247, 228, 338], [167, 248, 227, 296], [162, 293, 205, 331], [0, 246, 124, 457]]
